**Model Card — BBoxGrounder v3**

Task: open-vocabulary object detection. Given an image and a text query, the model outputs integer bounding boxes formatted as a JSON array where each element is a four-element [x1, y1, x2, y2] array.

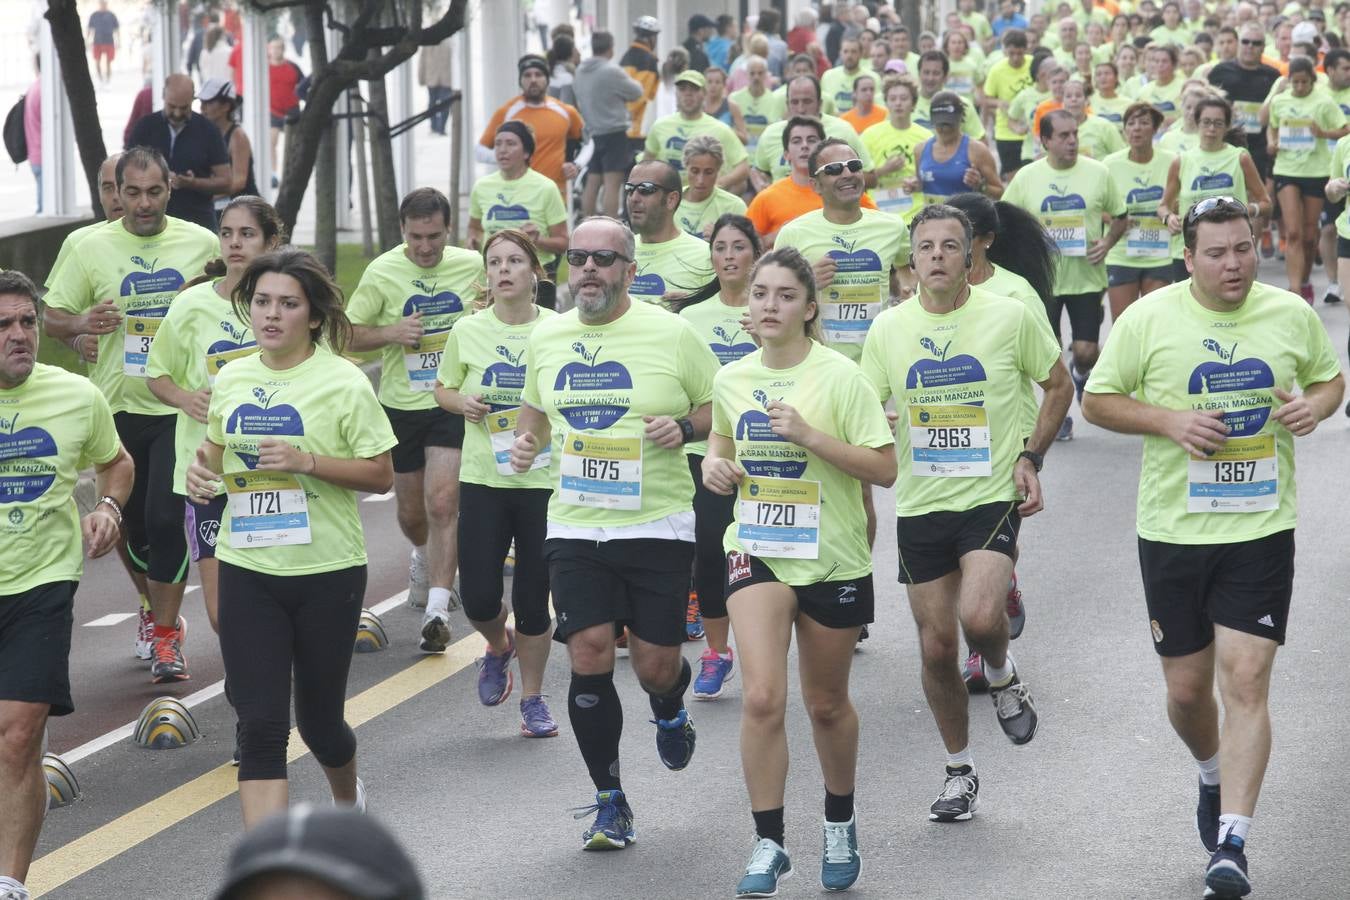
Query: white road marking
[[83, 613, 136, 628]]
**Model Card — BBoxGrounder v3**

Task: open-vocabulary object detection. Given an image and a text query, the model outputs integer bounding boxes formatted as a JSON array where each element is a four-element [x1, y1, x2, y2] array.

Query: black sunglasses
[[623, 181, 674, 196], [812, 158, 865, 177], [1239, 38, 1264, 46], [565, 249, 632, 268], [1184, 196, 1247, 226]]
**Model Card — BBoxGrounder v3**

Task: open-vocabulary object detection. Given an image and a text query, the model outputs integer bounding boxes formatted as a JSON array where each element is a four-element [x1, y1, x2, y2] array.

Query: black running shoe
[[929, 766, 979, 822], [989, 670, 1038, 744], [1204, 838, 1251, 898], [1197, 779, 1220, 852]]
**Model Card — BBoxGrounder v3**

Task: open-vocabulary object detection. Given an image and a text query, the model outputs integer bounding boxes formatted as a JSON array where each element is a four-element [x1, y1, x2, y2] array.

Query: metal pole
[[351, 91, 375, 257], [449, 96, 462, 244]]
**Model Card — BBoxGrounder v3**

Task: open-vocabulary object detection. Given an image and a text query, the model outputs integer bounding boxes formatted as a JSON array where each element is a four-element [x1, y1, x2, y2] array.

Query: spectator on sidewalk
[[200, 79, 257, 220], [418, 35, 453, 136], [685, 14, 716, 72], [547, 34, 579, 106], [575, 31, 645, 217], [124, 80, 153, 148], [24, 69, 40, 214], [268, 39, 305, 182], [199, 25, 235, 88], [87, 0, 120, 85], [126, 74, 231, 230]]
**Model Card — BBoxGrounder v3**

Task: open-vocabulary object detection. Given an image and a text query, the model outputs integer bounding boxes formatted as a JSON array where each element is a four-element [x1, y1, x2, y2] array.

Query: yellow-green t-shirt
[[1157, 127, 1200, 156], [632, 231, 716, 304], [821, 65, 868, 113], [1269, 91, 1347, 178], [975, 269, 1057, 438], [860, 291, 1061, 517], [0, 364, 120, 594], [713, 341, 892, 585], [860, 118, 934, 221], [520, 300, 720, 528], [144, 280, 257, 495], [914, 95, 986, 139], [207, 347, 398, 575], [45, 220, 108, 292], [679, 296, 757, 456], [1009, 85, 1051, 161], [1079, 114, 1126, 159], [1175, 143, 1249, 259], [774, 208, 908, 361], [1136, 76, 1184, 125], [1330, 134, 1350, 239], [345, 244, 483, 411], [675, 188, 748, 239], [945, 57, 982, 99], [1092, 95, 1134, 131], [754, 114, 875, 182], [983, 57, 1035, 141], [1149, 24, 1193, 46], [1085, 280, 1341, 544], [468, 168, 568, 266], [1002, 155, 1126, 294], [729, 87, 787, 150], [644, 112, 749, 175], [1103, 147, 1177, 268], [44, 216, 219, 415], [436, 304, 556, 489]]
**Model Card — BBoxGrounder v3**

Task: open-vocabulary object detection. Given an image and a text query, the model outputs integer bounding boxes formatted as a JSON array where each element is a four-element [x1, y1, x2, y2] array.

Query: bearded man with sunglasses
[[1083, 198, 1343, 899], [625, 160, 715, 306]]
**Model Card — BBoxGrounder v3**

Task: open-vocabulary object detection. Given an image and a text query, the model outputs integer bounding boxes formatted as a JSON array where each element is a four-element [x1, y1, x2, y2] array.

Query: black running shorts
[[896, 500, 1021, 585], [0, 581, 76, 716], [724, 551, 874, 629], [382, 405, 464, 473], [545, 537, 695, 647]]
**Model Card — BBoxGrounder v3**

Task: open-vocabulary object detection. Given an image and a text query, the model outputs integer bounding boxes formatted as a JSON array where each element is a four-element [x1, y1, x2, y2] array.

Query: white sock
[[426, 587, 452, 615], [946, 747, 974, 771], [0, 877, 28, 898], [718, 648, 733, 660], [1197, 751, 1220, 786], [983, 653, 1014, 686], [1218, 813, 1252, 846]]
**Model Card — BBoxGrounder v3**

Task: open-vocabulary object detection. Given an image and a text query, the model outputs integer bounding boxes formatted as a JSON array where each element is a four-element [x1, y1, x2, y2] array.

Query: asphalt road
[[27, 261, 1350, 900]]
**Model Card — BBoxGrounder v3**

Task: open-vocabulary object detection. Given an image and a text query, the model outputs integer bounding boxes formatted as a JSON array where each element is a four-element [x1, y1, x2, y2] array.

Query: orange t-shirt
[[841, 104, 887, 134], [480, 95, 585, 197], [747, 177, 878, 239]]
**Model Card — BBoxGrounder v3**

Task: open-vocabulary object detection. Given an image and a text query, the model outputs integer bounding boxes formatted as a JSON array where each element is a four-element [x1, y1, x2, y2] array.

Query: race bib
[[123, 314, 160, 377], [1043, 213, 1088, 257], [1278, 118, 1315, 152], [1187, 434, 1278, 513], [404, 331, 449, 392], [205, 345, 257, 386], [822, 283, 884, 344], [909, 404, 992, 477], [873, 186, 915, 217], [486, 407, 551, 476], [736, 476, 821, 559], [1234, 100, 1262, 134], [945, 76, 974, 95], [559, 432, 642, 509], [1125, 215, 1170, 259], [225, 470, 312, 547]]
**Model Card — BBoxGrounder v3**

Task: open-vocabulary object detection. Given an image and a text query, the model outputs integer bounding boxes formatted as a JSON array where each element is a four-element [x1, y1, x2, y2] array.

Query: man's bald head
[[163, 74, 195, 127]]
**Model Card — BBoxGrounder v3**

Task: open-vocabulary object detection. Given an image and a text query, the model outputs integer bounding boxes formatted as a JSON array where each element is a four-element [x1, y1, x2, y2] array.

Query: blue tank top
[[919, 135, 971, 202]]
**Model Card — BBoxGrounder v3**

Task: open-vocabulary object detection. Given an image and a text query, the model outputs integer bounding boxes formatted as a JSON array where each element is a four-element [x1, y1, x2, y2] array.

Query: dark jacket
[[126, 110, 229, 230]]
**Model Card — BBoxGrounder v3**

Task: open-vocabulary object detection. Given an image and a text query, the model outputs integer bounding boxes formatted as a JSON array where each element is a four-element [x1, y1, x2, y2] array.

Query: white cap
[[1291, 21, 1320, 46]]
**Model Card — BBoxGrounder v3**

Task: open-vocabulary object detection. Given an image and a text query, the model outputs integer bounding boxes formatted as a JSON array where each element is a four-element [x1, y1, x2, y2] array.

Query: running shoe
[[1300, 282, 1315, 305], [856, 624, 870, 647], [820, 815, 861, 891], [1006, 573, 1025, 640], [1325, 286, 1342, 304], [418, 610, 452, 653], [652, 707, 696, 770], [135, 605, 153, 660], [1204, 838, 1251, 898], [150, 617, 189, 684], [1197, 780, 1221, 853], [407, 549, 429, 609], [1260, 229, 1274, 258], [475, 629, 516, 706], [354, 776, 366, 813], [520, 694, 559, 738], [736, 837, 793, 898], [693, 647, 735, 700], [0, 886, 28, 900], [685, 591, 704, 641], [929, 766, 979, 822], [989, 669, 1038, 744], [575, 789, 636, 850], [1056, 415, 1074, 442], [962, 651, 989, 693], [1070, 364, 1089, 404]]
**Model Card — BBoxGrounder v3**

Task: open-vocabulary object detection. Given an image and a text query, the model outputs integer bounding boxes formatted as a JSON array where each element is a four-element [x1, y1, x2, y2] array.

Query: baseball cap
[[883, 59, 908, 74], [929, 91, 964, 125], [1309, 9, 1327, 20], [1291, 21, 1320, 44], [634, 15, 661, 34], [199, 77, 235, 104], [675, 69, 707, 88], [213, 805, 424, 900], [689, 13, 716, 32]]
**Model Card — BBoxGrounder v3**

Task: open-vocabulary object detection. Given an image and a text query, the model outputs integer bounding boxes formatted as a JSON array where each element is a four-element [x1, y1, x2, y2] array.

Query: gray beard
[[574, 283, 625, 323]]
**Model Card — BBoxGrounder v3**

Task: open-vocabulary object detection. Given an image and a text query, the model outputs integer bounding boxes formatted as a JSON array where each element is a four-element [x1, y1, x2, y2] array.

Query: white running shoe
[[418, 610, 452, 653], [135, 606, 153, 660], [407, 549, 429, 609]]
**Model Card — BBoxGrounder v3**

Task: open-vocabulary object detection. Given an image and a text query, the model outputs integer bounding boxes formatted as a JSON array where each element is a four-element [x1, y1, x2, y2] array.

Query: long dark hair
[[946, 193, 1057, 306], [232, 247, 351, 352], [671, 214, 763, 312], [181, 196, 287, 292]]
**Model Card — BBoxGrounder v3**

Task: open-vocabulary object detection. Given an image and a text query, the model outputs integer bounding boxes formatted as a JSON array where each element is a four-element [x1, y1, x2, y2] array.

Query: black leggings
[[458, 482, 552, 636], [218, 562, 366, 781], [687, 454, 734, 620], [113, 412, 187, 584]]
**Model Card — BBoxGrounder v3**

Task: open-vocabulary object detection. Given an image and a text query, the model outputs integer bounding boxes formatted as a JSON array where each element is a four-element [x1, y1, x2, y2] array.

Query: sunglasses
[[1239, 39, 1263, 46], [565, 249, 632, 268], [623, 181, 673, 196], [812, 158, 865, 177], [1184, 196, 1247, 226]]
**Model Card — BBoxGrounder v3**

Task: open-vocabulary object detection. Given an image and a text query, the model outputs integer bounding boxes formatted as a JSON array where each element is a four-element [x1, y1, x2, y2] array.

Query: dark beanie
[[496, 120, 536, 160]]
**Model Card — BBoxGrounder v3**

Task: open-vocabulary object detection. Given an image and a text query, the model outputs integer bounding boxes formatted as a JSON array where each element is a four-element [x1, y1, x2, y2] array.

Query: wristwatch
[[678, 418, 696, 444], [1017, 450, 1043, 473]]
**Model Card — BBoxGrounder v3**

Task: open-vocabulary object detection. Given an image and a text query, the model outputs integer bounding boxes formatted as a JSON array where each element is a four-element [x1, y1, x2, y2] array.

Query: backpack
[[3, 95, 26, 164]]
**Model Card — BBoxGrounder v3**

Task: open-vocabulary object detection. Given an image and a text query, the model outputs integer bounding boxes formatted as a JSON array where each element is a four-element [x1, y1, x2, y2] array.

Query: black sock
[[753, 807, 786, 847], [825, 790, 854, 823], [569, 671, 623, 792], [648, 657, 692, 721]]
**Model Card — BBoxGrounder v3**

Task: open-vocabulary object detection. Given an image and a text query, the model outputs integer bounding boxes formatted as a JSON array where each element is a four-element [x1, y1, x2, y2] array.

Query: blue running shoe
[[736, 837, 793, 898], [574, 789, 636, 851], [693, 647, 735, 700], [475, 629, 515, 706], [685, 591, 704, 641], [821, 815, 861, 891], [1204, 837, 1251, 897], [1197, 780, 1221, 852], [519, 694, 559, 738], [1071, 364, 1089, 403], [1057, 415, 1075, 442], [652, 708, 696, 770]]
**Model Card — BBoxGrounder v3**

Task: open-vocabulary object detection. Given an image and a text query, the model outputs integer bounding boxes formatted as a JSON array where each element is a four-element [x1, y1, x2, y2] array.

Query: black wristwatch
[[1018, 450, 1043, 472], [678, 417, 696, 444]]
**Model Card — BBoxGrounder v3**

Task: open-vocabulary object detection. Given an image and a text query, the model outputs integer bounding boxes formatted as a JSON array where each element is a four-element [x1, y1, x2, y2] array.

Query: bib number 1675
[[581, 458, 620, 480]]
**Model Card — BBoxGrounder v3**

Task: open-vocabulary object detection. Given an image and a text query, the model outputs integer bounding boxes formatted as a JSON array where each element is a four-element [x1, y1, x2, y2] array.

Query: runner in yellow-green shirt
[[981, 29, 1034, 178], [703, 245, 894, 897], [915, 51, 987, 139], [346, 187, 483, 652], [1090, 61, 1134, 129], [0, 270, 132, 900], [1062, 79, 1124, 159], [862, 75, 934, 223], [860, 204, 1071, 825], [468, 121, 569, 279], [1324, 125, 1350, 313], [1316, 48, 1350, 304], [509, 217, 720, 852], [626, 160, 716, 304], [644, 70, 750, 190], [820, 38, 868, 113], [1102, 103, 1177, 322], [729, 55, 785, 151], [434, 229, 559, 738], [1136, 45, 1184, 126], [1006, 57, 1058, 164], [187, 248, 397, 829], [675, 135, 748, 239], [1082, 197, 1344, 900], [752, 76, 877, 189]]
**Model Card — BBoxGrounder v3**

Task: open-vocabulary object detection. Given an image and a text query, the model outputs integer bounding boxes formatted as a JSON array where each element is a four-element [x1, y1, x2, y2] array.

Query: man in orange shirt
[[479, 55, 584, 198], [747, 116, 876, 246], [841, 74, 887, 133]]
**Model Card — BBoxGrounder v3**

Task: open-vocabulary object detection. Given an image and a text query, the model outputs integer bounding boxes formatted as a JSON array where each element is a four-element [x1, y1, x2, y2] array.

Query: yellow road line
[[28, 630, 485, 897]]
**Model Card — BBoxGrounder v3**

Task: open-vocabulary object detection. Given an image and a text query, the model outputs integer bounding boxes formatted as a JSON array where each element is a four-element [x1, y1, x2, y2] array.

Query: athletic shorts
[[589, 131, 635, 175], [1138, 529, 1294, 656], [896, 500, 1021, 585], [1046, 291, 1104, 344], [724, 551, 874, 629], [1339, 236, 1350, 259], [1170, 257, 1191, 283], [545, 537, 695, 647], [0, 581, 76, 716], [1273, 174, 1327, 199], [1321, 197, 1344, 227], [1246, 139, 1273, 181], [93, 43, 115, 63], [996, 139, 1025, 177], [382, 405, 463, 473], [1107, 263, 1174, 287], [185, 493, 227, 562]]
